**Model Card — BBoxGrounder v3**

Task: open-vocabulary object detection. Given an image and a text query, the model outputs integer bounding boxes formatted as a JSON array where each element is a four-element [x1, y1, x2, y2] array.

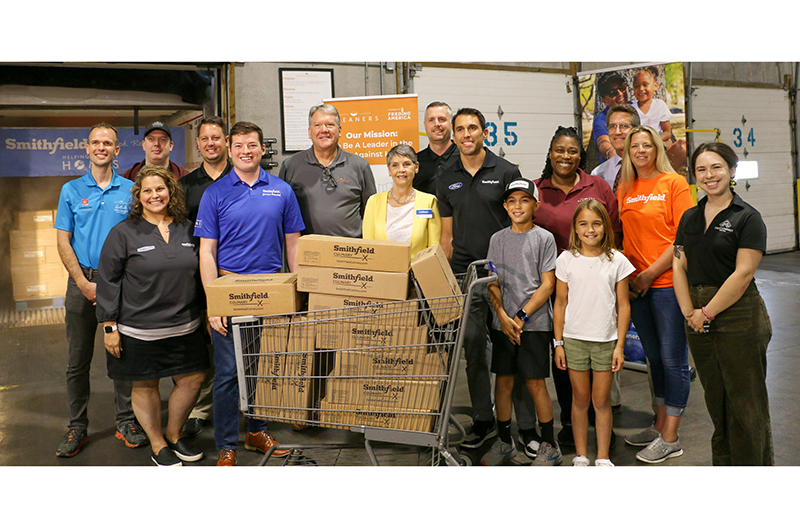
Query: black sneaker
[[116, 422, 149, 448], [519, 433, 541, 459], [462, 420, 497, 449], [557, 424, 575, 447], [56, 428, 88, 458], [152, 446, 183, 466], [166, 437, 204, 462], [182, 418, 205, 438]]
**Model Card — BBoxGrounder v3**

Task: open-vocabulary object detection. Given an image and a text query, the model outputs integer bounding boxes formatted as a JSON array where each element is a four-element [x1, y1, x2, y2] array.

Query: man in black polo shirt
[[437, 107, 539, 454], [179, 116, 232, 438], [414, 101, 458, 196]]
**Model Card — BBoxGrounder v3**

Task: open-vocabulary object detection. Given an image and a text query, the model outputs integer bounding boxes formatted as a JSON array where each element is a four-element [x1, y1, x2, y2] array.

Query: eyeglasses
[[322, 167, 337, 190], [608, 124, 633, 131]]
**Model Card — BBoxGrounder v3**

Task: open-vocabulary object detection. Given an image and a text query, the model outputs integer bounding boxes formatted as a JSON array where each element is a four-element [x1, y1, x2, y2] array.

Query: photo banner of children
[[578, 63, 687, 177]]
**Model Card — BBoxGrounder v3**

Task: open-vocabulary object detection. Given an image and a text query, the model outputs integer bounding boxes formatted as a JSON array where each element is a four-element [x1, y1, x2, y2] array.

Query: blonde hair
[[618, 125, 676, 196], [568, 199, 616, 261]]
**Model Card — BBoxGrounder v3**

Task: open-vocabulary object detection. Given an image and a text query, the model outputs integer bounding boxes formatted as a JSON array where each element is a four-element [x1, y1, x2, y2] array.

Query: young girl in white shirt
[[553, 199, 635, 466]]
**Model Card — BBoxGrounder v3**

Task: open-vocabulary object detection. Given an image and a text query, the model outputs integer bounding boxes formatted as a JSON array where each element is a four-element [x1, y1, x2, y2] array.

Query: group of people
[[53, 97, 773, 467]]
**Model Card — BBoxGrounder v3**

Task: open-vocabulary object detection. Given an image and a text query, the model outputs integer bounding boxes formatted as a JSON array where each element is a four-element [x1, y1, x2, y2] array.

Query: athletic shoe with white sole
[[636, 436, 683, 464], [595, 458, 615, 467], [625, 424, 659, 447], [532, 442, 563, 466], [480, 438, 517, 466], [462, 420, 497, 449], [166, 437, 204, 462], [572, 455, 590, 466]]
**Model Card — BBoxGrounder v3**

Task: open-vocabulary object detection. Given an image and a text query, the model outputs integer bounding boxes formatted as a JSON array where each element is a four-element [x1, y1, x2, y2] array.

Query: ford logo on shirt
[[448, 182, 463, 190]]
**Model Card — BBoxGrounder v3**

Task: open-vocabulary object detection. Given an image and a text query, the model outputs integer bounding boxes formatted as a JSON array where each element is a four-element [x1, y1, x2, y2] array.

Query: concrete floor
[[0, 251, 798, 468]]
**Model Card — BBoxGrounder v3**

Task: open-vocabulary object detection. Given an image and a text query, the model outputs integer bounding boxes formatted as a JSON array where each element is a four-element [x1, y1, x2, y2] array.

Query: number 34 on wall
[[732, 127, 755, 148], [484, 121, 519, 147]]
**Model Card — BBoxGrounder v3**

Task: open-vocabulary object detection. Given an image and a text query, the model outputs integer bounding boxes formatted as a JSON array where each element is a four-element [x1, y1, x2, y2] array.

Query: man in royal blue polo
[[54, 122, 146, 457], [195, 121, 305, 466]]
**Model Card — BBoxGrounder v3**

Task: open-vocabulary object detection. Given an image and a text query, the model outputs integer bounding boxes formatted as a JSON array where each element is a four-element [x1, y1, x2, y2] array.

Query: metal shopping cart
[[231, 260, 495, 466]]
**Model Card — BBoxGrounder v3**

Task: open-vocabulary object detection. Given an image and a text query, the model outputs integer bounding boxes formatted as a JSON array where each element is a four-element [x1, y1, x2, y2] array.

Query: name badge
[[416, 209, 433, 219]]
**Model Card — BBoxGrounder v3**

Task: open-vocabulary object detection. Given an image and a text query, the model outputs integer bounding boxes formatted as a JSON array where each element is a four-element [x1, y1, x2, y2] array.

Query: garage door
[[413, 67, 575, 182], [691, 85, 795, 252]]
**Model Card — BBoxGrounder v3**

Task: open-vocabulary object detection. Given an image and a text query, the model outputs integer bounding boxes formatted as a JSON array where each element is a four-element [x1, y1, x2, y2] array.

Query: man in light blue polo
[[54, 122, 146, 457], [195, 121, 305, 466]]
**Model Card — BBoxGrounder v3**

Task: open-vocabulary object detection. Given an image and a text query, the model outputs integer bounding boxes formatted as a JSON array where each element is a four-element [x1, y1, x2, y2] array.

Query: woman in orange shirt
[[617, 125, 695, 464]]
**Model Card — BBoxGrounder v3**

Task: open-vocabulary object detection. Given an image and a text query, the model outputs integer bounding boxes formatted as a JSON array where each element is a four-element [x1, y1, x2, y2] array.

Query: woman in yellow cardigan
[[362, 145, 441, 259]]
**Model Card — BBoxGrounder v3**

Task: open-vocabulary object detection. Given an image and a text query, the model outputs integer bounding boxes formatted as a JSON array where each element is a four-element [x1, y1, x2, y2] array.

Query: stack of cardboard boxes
[[297, 235, 453, 433], [9, 211, 68, 301]]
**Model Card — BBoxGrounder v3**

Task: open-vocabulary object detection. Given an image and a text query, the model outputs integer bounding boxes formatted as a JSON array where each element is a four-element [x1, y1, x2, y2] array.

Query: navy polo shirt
[[54, 171, 133, 269], [437, 148, 523, 274], [194, 168, 305, 274], [675, 192, 767, 287]]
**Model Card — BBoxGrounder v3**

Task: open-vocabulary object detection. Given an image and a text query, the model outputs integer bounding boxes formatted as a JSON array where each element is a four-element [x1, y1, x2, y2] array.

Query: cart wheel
[[459, 452, 473, 466]]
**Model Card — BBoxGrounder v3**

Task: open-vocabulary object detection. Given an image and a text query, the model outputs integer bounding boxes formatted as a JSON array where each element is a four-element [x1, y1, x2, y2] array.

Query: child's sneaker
[[572, 455, 590, 466], [532, 442, 563, 466], [480, 438, 517, 466], [519, 434, 541, 460], [595, 458, 615, 467], [635, 436, 683, 464]]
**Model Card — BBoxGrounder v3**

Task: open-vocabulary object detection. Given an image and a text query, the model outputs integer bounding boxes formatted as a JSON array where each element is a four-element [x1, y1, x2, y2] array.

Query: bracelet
[[701, 306, 715, 320]]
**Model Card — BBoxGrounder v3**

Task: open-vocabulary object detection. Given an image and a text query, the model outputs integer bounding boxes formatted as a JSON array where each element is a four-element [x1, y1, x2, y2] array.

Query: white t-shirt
[[555, 248, 635, 342], [633, 98, 672, 134]]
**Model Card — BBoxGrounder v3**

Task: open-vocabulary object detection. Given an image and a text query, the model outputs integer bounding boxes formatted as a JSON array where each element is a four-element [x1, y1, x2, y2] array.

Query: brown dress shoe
[[217, 449, 237, 466], [244, 430, 290, 458]]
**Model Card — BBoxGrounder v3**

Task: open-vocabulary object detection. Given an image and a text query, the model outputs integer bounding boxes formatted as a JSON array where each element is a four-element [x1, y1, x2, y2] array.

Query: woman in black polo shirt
[[673, 142, 773, 465]]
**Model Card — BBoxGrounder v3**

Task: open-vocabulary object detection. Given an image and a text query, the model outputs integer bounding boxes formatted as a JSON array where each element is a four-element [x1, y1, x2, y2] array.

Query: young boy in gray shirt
[[483, 179, 562, 466]]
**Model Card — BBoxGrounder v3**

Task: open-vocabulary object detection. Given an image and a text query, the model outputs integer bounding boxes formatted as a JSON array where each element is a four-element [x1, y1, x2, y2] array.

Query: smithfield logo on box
[[362, 382, 405, 395], [333, 244, 375, 262], [332, 272, 375, 286], [351, 327, 393, 338], [228, 291, 269, 308]]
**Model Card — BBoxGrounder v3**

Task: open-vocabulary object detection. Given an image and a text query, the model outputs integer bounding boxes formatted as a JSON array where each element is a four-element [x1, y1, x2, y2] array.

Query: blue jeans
[[211, 318, 269, 451], [630, 287, 690, 417]]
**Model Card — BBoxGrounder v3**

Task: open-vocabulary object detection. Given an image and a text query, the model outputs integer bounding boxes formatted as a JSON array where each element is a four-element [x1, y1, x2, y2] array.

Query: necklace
[[390, 188, 415, 205], [161, 224, 170, 233]]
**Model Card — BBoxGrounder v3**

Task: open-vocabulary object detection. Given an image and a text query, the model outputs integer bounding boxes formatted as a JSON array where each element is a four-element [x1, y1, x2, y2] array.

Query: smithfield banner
[[0, 127, 186, 177], [325, 94, 419, 192]]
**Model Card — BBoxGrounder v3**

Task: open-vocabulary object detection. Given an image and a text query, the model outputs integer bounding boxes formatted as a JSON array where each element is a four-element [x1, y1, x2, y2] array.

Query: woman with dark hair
[[673, 142, 773, 465], [97, 165, 209, 466], [534, 126, 622, 449], [617, 125, 694, 463]]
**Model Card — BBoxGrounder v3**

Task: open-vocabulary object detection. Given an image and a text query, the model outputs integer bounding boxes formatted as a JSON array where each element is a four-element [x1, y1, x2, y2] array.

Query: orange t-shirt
[[618, 172, 694, 288]]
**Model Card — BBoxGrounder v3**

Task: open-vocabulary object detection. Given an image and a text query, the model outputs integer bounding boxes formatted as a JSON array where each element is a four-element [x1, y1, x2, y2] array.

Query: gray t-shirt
[[486, 225, 557, 332], [278, 146, 376, 238]]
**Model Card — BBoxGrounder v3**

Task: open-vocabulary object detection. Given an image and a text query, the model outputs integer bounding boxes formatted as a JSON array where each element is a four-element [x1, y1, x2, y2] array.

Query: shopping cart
[[231, 260, 495, 466]]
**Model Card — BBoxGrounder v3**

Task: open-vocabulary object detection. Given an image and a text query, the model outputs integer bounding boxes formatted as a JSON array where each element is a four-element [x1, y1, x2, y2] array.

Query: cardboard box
[[11, 263, 68, 300], [205, 273, 302, 317], [317, 399, 436, 433], [316, 322, 428, 354], [10, 245, 62, 268], [307, 292, 421, 328], [298, 234, 411, 272], [9, 229, 58, 250], [410, 244, 463, 325], [298, 266, 408, 301], [331, 349, 447, 380], [324, 378, 442, 412], [16, 210, 55, 230]]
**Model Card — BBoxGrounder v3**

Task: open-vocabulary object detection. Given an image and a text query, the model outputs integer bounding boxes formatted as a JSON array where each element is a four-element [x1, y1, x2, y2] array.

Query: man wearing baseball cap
[[123, 121, 189, 181]]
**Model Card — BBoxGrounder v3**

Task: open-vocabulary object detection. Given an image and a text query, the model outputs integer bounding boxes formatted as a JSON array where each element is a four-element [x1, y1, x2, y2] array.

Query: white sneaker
[[595, 458, 615, 467], [572, 455, 590, 466]]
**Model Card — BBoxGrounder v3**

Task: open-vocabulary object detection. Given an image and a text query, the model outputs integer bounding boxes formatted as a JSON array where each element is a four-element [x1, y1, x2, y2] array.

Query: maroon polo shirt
[[534, 169, 621, 252]]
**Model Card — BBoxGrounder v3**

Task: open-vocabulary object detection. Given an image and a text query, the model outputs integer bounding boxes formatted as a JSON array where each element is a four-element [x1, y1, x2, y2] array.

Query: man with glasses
[[124, 121, 189, 181], [593, 73, 630, 163], [278, 104, 376, 238], [591, 104, 640, 193]]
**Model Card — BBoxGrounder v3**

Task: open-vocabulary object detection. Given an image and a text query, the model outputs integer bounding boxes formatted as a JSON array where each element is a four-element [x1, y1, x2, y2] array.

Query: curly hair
[[540, 126, 586, 179], [129, 165, 188, 225]]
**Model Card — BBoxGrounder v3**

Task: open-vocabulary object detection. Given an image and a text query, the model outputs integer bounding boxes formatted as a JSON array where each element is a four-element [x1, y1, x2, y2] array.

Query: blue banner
[[0, 127, 186, 177]]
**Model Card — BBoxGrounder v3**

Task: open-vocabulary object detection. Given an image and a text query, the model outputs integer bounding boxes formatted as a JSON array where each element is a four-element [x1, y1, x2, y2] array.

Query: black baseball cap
[[144, 121, 172, 140], [502, 179, 539, 202]]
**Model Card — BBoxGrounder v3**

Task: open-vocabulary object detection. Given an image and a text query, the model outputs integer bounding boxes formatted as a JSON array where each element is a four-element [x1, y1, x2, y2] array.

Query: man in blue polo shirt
[[195, 121, 305, 466], [54, 122, 146, 457]]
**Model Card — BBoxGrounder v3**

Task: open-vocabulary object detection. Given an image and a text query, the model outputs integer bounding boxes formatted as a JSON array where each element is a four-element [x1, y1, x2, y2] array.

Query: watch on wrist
[[515, 308, 529, 322], [553, 339, 564, 347], [104, 324, 118, 334]]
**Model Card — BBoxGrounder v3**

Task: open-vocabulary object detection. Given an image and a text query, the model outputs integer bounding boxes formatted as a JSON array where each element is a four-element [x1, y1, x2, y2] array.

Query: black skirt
[[106, 327, 210, 382]]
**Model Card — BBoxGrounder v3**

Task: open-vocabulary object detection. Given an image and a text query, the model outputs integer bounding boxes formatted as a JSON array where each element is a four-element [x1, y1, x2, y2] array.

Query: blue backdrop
[[0, 128, 186, 177]]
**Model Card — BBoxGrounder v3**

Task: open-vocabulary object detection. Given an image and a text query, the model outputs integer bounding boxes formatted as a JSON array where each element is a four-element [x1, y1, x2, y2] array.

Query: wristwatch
[[515, 308, 529, 322], [104, 324, 118, 334], [553, 339, 565, 347]]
